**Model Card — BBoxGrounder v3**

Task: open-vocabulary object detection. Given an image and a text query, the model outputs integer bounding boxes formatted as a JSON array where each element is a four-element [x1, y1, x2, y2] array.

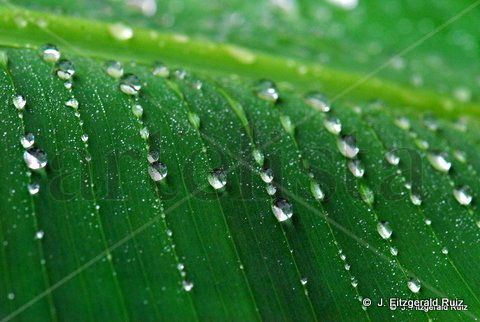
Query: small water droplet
[[310, 181, 325, 201], [323, 116, 342, 135], [191, 80, 202, 90], [64, 80, 73, 90], [28, 182, 40, 195], [252, 149, 264, 166], [385, 151, 400, 165], [139, 127, 149, 140], [152, 62, 170, 77], [348, 159, 364, 178], [35, 230, 44, 240], [424, 117, 438, 131], [20, 133, 35, 149], [414, 139, 429, 150], [304, 92, 330, 112], [56, 59, 75, 80], [41, 44, 61, 62], [377, 221, 392, 240], [148, 161, 168, 182], [407, 278, 421, 293], [337, 135, 359, 158], [266, 183, 277, 196], [410, 193, 422, 206], [7, 293, 15, 300], [453, 186, 472, 206], [390, 246, 398, 256], [109, 23, 134, 40], [104, 61, 124, 78], [188, 112, 201, 130], [182, 280, 194, 292], [81, 134, 89, 143], [359, 184, 374, 205], [260, 168, 274, 183], [12, 95, 26, 110], [427, 151, 451, 173], [280, 115, 294, 135], [351, 279, 358, 288], [395, 116, 410, 130], [177, 263, 184, 271], [23, 148, 47, 170], [147, 151, 159, 164], [425, 218, 432, 225], [300, 277, 308, 285], [132, 104, 143, 118], [254, 79, 279, 103], [65, 98, 79, 109], [272, 198, 293, 222], [208, 168, 227, 189], [441, 247, 449, 255], [453, 150, 466, 163], [120, 74, 142, 95], [173, 69, 187, 80]]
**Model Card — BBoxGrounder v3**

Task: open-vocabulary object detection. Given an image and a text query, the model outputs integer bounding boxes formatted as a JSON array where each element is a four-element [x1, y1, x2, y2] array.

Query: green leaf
[[1, 1, 480, 321]]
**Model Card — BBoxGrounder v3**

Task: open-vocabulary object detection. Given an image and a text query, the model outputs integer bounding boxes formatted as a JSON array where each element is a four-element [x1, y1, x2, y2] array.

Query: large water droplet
[[254, 80, 279, 103], [41, 44, 60, 62], [20, 133, 35, 149], [56, 59, 75, 80], [208, 168, 227, 189], [28, 182, 40, 195], [337, 135, 359, 158], [310, 181, 325, 201], [304, 92, 330, 112], [23, 148, 48, 170], [252, 149, 264, 166], [385, 151, 399, 165], [260, 168, 274, 183], [453, 186, 472, 206], [104, 61, 124, 78], [407, 278, 421, 293], [12, 95, 26, 110], [348, 159, 364, 178], [377, 221, 392, 240], [272, 198, 293, 222], [120, 74, 142, 95], [427, 151, 451, 173], [109, 23, 134, 40], [323, 116, 342, 135], [410, 193, 422, 206], [148, 161, 168, 182], [152, 62, 170, 78]]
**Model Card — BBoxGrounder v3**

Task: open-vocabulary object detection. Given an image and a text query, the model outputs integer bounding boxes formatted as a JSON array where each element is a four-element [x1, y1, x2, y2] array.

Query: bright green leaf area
[[0, 1, 480, 321]]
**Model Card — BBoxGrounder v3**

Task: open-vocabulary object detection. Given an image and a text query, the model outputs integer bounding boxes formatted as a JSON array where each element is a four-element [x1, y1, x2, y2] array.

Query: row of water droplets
[[254, 80, 369, 303], [106, 59, 193, 292]]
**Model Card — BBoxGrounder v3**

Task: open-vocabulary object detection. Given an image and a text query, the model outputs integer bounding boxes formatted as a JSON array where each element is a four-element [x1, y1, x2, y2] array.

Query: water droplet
[[394, 117, 410, 130], [425, 218, 432, 225], [65, 98, 79, 109], [41, 44, 60, 62], [424, 117, 438, 131], [271, 198, 293, 222], [104, 61, 124, 78], [377, 221, 392, 240], [266, 183, 277, 196], [152, 62, 170, 77], [28, 182, 40, 195], [441, 247, 449, 255], [390, 246, 398, 256], [453, 186, 472, 206], [427, 151, 451, 173], [300, 277, 308, 285], [109, 23, 134, 40], [280, 115, 294, 135], [7, 293, 15, 300], [252, 149, 264, 166], [56, 59, 75, 80], [453, 150, 466, 163], [191, 80, 202, 90], [81, 134, 89, 143], [407, 278, 421, 293], [337, 135, 359, 158], [148, 161, 168, 182], [385, 151, 399, 165], [20, 133, 35, 149], [12, 95, 26, 110], [410, 193, 422, 206], [132, 104, 143, 118], [182, 280, 194, 292], [173, 69, 187, 80], [139, 127, 149, 140], [326, 0, 358, 10], [64, 80, 73, 90], [348, 159, 364, 178], [344, 264, 350, 270], [177, 263, 184, 271], [147, 151, 159, 164], [120, 74, 142, 95], [351, 279, 358, 288], [23, 148, 47, 170], [208, 168, 227, 190], [254, 79, 279, 103], [188, 112, 201, 130], [304, 92, 330, 112], [260, 168, 274, 183], [323, 116, 342, 135], [35, 230, 44, 240], [359, 184, 374, 205], [310, 181, 324, 201], [414, 139, 429, 150]]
